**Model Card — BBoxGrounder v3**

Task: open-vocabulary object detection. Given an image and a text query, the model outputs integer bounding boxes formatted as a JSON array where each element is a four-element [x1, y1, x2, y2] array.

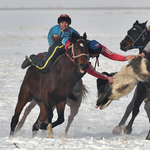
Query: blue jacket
[[47, 25, 80, 46]]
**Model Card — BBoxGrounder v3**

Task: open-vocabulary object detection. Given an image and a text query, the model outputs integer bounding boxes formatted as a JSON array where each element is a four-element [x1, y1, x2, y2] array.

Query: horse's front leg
[[113, 82, 145, 135], [51, 100, 66, 128], [144, 101, 150, 140], [112, 87, 137, 135], [143, 82, 150, 102], [45, 101, 54, 138]]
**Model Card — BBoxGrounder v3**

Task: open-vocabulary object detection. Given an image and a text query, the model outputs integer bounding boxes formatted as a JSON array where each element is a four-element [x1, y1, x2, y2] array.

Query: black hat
[[58, 14, 71, 25]]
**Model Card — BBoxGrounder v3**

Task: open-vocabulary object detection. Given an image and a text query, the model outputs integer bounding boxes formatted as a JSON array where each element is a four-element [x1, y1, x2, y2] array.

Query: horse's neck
[[145, 30, 150, 43], [138, 31, 150, 54]]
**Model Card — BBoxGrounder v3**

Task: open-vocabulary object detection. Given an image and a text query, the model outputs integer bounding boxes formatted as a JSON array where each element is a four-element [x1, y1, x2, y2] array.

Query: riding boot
[[21, 54, 41, 69]]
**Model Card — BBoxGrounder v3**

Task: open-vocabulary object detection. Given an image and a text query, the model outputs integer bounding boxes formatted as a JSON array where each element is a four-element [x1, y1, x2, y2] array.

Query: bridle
[[127, 25, 148, 49], [66, 39, 89, 64]]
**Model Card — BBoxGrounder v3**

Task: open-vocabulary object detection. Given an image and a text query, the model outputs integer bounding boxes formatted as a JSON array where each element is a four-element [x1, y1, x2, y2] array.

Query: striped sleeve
[[101, 45, 127, 61], [86, 62, 107, 80]]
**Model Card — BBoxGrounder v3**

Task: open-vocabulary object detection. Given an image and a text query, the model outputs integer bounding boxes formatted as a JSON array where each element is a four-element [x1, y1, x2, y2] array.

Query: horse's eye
[[80, 43, 84, 47], [133, 28, 137, 31]]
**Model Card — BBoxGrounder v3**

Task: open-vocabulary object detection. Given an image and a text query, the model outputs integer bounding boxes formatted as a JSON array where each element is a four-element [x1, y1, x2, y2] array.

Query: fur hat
[[58, 14, 71, 25], [88, 40, 102, 54]]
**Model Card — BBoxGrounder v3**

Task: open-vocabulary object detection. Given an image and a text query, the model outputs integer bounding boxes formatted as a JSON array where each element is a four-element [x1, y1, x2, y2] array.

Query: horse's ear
[[133, 20, 139, 25], [144, 20, 148, 26], [72, 32, 76, 40], [83, 32, 87, 40]]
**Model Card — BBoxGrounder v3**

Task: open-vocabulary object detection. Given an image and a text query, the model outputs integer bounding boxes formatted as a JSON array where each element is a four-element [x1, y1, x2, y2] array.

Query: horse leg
[[113, 82, 146, 135], [52, 100, 66, 128], [15, 100, 36, 132], [39, 106, 56, 130], [123, 83, 146, 135], [144, 101, 150, 140], [142, 82, 150, 101], [41, 100, 54, 138], [32, 101, 47, 137], [10, 83, 33, 137], [45, 100, 66, 138], [63, 94, 82, 137], [112, 85, 138, 135]]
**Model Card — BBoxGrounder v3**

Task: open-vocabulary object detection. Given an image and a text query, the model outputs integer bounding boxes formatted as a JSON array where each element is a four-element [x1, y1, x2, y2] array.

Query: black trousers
[[33, 38, 65, 73]]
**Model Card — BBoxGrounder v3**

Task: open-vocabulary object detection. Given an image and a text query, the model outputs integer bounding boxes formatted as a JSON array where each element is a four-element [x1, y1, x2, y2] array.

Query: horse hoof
[[46, 135, 53, 138], [112, 126, 122, 135], [123, 126, 132, 135], [9, 135, 14, 138], [32, 131, 38, 137]]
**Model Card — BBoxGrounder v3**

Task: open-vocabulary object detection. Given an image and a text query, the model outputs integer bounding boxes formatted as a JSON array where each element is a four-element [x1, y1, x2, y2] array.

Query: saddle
[[37, 52, 77, 101]]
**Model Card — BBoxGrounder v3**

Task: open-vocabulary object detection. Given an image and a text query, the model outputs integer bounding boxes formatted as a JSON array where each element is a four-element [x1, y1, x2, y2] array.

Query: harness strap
[[94, 56, 99, 69], [66, 43, 89, 63], [127, 25, 148, 49]]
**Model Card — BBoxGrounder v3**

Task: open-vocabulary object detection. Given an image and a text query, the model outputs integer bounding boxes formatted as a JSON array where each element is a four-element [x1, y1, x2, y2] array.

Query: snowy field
[[1, 0, 150, 149]]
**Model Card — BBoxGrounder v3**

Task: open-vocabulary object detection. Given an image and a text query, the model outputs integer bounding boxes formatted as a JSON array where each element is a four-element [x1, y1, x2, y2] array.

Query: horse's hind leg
[[10, 84, 33, 136], [144, 101, 150, 140], [64, 94, 82, 136], [32, 101, 47, 137], [15, 100, 36, 132]]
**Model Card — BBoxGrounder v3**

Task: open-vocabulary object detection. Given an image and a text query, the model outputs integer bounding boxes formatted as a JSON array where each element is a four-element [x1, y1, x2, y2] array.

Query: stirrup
[[25, 55, 34, 65]]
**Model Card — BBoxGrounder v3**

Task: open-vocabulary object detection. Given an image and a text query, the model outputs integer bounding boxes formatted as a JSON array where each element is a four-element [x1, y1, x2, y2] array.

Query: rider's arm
[[100, 45, 127, 61], [86, 62, 107, 80], [47, 28, 54, 46]]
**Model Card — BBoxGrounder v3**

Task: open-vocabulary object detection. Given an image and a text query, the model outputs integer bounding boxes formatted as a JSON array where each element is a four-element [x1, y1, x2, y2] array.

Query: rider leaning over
[[21, 14, 135, 84]]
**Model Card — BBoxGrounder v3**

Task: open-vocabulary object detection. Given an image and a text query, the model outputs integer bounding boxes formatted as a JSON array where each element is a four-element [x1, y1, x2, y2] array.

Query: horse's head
[[120, 20, 149, 52], [67, 32, 89, 74]]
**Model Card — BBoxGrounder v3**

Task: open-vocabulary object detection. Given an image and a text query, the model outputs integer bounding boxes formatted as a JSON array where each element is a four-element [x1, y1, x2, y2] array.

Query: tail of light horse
[[15, 80, 87, 137]]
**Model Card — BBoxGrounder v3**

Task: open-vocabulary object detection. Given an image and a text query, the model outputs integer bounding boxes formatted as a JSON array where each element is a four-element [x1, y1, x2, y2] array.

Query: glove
[[64, 39, 72, 50]]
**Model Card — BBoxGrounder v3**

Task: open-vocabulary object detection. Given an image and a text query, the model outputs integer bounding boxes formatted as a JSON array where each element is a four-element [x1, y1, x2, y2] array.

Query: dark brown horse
[[10, 32, 89, 138], [113, 20, 150, 140], [14, 35, 88, 137]]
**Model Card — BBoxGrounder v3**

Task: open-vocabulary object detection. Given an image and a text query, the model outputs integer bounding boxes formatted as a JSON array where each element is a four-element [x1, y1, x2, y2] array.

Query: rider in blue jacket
[[21, 14, 135, 83], [47, 15, 80, 46], [21, 14, 80, 73]]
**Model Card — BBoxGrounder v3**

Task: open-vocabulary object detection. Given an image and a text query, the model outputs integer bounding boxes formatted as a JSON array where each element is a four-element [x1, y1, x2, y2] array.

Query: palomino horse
[[113, 20, 150, 140], [10, 32, 89, 138]]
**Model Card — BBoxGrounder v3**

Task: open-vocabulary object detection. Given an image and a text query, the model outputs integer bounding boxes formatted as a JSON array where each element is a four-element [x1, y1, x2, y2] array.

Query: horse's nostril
[[120, 43, 127, 50], [80, 63, 89, 71]]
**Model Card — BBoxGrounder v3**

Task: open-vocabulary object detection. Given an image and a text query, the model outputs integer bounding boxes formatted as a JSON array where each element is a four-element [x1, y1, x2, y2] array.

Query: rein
[[127, 25, 148, 49], [66, 39, 89, 64]]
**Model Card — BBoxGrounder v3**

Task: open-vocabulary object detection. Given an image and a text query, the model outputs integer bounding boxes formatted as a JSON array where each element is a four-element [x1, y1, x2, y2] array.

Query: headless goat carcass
[[96, 56, 150, 109]]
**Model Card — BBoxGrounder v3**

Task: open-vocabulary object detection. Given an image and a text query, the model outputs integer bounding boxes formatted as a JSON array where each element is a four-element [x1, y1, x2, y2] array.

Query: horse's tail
[[79, 80, 88, 101]]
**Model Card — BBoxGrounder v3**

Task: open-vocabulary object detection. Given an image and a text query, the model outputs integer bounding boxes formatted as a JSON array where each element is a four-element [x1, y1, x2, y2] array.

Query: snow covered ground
[[0, 0, 150, 149]]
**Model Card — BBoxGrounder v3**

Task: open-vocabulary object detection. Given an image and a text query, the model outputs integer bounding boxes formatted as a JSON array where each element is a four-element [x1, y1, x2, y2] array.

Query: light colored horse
[[15, 80, 87, 137]]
